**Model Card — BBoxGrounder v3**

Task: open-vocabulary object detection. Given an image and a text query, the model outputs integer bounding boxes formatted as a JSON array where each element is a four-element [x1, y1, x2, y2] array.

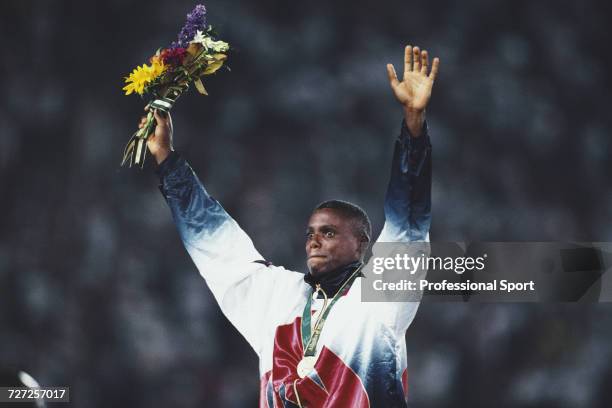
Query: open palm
[[387, 46, 439, 111]]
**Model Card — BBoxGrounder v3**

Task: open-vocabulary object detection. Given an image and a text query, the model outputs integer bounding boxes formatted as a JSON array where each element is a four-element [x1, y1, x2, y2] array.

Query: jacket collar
[[304, 261, 363, 298]]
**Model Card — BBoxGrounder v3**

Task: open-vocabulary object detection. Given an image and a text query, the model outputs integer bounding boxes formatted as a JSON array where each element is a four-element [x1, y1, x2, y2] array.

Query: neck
[[304, 261, 362, 297]]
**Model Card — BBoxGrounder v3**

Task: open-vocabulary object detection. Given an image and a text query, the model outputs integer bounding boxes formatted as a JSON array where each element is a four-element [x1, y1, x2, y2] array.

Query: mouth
[[308, 255, 327, 260]]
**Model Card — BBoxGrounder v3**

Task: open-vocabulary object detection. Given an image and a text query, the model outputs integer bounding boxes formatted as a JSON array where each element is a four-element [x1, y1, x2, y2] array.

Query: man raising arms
[[139, 45, 439, 407]]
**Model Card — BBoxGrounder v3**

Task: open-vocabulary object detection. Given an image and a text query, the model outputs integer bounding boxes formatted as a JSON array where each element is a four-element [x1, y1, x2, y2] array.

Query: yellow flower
[[122, 60, 166, 95], [149, 55, 162, 65]]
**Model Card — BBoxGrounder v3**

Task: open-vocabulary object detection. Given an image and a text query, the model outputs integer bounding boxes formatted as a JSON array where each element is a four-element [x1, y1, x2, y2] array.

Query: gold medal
[[297, 356, 317, 378]]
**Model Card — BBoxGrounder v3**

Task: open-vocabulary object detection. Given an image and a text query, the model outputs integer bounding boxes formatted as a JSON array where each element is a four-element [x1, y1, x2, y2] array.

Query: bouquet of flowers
[[121, 4, 229, 168]]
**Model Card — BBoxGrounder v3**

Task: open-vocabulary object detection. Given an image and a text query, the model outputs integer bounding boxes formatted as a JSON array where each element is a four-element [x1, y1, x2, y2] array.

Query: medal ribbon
[[301, 264, 363, 358]]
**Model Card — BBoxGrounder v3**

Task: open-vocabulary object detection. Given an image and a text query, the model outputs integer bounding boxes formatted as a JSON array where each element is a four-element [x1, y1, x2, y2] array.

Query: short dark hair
[[314, 200, 372, 244]]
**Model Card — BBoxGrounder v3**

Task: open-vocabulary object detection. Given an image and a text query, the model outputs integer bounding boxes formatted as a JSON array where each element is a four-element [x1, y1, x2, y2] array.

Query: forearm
[[156, 152, 261, 265], [403, 107, 426, 138], [380, 119, 432, 242]]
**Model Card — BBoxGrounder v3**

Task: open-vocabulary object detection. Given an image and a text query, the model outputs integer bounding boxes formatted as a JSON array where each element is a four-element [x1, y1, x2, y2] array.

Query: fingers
[[403, 45, 412, 78], [402, 44, 440, 80], [429, 57, 440, 81], [386, 64, 400, 88], [138, 106, 169, 130], [154, 108, 173, 133], [412, 47, 421, 72], [420, 50, 429, 74], [153, 108, 164, 125]]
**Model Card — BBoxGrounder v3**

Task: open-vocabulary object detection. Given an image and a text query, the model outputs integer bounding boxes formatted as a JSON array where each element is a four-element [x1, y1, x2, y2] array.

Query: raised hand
[[386, 45, 440, 136], [139, 106, 174, 164], [387, 45, 439, 111]]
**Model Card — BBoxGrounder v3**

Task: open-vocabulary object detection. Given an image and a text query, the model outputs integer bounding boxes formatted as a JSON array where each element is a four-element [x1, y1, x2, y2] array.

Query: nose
[[307, 234, 321, 250]]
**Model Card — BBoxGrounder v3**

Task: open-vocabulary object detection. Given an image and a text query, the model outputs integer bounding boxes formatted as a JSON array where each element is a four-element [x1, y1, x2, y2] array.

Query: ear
[[357, 235, 370, 259]]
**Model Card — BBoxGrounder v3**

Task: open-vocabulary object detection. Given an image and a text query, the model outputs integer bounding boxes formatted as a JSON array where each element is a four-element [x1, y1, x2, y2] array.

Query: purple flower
[[171, 4, 207, 49]]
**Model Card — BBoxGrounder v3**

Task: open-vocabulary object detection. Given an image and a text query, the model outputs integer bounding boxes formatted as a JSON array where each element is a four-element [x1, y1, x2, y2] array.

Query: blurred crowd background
[[1, 0, 611, 406]]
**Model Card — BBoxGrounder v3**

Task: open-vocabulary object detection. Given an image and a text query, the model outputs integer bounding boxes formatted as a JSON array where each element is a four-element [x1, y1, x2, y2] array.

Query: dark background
[[1, 0, 611, 406]]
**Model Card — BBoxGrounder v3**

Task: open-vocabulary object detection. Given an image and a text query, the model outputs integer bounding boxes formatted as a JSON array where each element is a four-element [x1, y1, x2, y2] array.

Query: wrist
[[153, 147, 172, 165], [404, 105, 425, 114], [403, 107, 426, 137]]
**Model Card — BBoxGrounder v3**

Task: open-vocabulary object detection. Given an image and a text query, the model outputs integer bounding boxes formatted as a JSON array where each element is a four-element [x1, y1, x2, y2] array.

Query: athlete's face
[[305, 209, 362, 276]]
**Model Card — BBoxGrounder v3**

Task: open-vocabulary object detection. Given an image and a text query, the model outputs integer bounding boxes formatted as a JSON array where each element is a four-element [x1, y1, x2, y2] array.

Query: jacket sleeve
[[372, 119, 432, 334], [377, 119, 432, 243], [156, 152, 300, 354]]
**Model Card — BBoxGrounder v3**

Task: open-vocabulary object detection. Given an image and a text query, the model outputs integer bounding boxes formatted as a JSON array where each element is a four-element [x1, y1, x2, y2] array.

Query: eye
[[325, 231, 335, 238], [306, 232, 314, 240]]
